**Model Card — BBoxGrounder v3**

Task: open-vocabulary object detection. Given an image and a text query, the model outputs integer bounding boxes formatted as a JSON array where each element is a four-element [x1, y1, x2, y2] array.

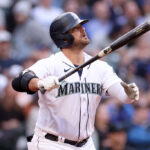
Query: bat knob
[[40, 87, 46, 94]]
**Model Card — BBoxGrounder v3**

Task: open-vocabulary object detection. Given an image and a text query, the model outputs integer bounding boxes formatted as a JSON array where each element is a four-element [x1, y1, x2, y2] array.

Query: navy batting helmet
[[50, 12, 88, 49]]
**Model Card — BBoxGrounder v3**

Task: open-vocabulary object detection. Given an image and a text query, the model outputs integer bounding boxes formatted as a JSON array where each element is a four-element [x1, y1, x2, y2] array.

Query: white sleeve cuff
[[107, 82, 129, 103]]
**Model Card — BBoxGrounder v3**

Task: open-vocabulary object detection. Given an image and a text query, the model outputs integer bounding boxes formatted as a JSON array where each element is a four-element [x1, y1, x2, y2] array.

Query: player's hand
[[121, 82, 139, 101], [37, 76, 60, 91]]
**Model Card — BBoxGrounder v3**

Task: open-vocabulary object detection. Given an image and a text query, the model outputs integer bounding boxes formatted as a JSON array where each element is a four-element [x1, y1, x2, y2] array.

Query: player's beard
[[73, 36, 90, 49]]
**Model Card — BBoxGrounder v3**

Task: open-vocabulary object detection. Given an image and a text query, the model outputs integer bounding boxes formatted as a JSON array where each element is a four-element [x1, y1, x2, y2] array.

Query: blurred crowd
[[0, 0, 150, 150]]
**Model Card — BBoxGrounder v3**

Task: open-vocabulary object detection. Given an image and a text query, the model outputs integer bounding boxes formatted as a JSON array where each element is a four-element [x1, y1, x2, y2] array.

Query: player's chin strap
[[12, 71, 38, 94]]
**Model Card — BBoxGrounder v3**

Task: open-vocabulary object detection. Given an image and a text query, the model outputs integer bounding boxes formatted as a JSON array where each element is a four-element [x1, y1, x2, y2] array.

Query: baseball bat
[[40, 21, 150, 94]]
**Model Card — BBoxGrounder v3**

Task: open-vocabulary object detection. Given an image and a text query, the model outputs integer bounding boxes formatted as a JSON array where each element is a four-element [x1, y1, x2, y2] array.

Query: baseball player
[[12, 12, 139, 150]]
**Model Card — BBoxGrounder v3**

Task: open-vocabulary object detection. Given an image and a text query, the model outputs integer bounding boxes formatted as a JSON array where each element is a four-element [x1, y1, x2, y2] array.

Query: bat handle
[[40, 87, 46, 94]]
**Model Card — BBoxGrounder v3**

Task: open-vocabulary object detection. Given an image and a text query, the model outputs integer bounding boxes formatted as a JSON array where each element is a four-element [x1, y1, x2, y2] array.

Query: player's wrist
[[28, 78, 41, 92]]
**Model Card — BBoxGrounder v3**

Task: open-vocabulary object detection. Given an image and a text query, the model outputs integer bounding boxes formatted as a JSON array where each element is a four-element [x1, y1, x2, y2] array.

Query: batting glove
[[121, 82, 139, 101], [37, 76, 60, 91]]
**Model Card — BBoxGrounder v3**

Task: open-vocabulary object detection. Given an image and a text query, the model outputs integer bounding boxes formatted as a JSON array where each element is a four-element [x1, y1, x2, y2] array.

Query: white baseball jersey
[[27, 51, 121, 141]]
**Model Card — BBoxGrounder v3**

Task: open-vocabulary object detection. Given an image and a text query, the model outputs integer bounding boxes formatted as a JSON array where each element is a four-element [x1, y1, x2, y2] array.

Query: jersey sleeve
[[25, 55, 55, 79], [101, 62, 122, 94]]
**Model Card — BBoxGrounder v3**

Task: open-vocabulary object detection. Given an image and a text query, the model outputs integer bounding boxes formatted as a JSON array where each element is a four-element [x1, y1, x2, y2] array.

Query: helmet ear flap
[[62, 33, 74, 48], [51, 33, 74, 48]]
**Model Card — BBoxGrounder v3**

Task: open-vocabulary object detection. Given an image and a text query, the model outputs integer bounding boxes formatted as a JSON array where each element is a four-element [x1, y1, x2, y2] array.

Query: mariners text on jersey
[[57, 82, 103, 97]]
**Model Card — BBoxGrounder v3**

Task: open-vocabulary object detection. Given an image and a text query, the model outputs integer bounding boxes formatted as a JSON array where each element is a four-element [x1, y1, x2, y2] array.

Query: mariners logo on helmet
[[50, 12, 88, 49]]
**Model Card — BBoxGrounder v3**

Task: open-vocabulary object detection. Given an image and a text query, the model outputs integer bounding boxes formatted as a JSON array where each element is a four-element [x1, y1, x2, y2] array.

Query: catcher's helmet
[[50, 12, 88, 49]]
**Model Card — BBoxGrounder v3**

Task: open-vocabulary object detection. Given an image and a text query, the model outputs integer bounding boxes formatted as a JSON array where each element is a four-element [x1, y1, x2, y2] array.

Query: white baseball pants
[[27, 127, 96, 150]]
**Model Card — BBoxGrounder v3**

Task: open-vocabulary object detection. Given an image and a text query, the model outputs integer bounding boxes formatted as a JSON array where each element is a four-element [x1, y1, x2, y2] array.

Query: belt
[[45, 133, 88, 147]]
